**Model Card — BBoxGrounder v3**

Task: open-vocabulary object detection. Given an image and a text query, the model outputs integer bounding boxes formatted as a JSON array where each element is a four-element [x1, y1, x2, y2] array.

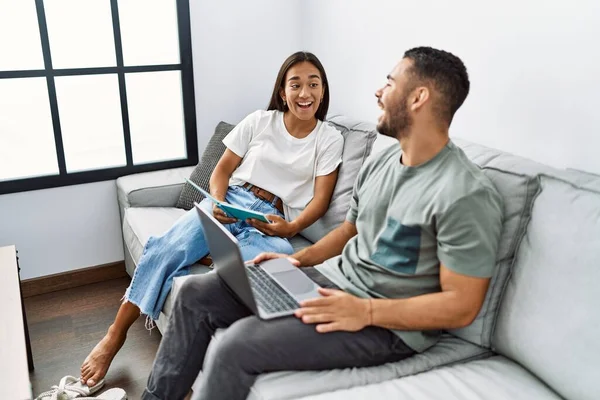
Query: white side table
[[0, 245, 33, 400]]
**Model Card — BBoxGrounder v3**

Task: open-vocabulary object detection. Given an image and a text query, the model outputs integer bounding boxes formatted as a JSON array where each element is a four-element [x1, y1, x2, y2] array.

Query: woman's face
[[280, 61, 325, 121]]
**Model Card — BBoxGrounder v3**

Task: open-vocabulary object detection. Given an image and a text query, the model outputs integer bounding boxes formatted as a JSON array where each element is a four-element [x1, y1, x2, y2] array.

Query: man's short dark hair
[[403, 47, 470, 124]]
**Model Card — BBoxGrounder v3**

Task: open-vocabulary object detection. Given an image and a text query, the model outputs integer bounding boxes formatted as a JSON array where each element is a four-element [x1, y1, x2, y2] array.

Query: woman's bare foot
[[80, 325, 127, 387]]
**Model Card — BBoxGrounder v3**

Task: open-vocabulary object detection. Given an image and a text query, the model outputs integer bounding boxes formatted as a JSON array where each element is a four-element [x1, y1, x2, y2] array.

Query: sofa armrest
[[116, 166, 195, 220]]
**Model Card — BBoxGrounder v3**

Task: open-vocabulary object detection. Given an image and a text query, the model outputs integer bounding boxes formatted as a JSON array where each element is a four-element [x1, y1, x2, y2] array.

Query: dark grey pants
[[142, 268, 415, 400]]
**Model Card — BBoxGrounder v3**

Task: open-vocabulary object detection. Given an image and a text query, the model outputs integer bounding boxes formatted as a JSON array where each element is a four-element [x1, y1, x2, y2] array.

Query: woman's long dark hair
[[267, 51, 330, 121]]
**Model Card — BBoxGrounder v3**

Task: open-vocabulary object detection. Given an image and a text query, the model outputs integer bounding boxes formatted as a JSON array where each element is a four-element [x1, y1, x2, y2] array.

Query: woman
[[80, 51, 344, 387]]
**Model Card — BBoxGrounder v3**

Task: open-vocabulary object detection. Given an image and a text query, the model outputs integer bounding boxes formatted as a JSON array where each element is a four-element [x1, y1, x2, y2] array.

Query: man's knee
[[175, 273, 222, 309], [212, 317, 262, 369]]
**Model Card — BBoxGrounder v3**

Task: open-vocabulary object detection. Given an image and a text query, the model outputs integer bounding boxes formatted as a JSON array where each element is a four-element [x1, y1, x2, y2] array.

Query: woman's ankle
[[107, 323, 128, 339]]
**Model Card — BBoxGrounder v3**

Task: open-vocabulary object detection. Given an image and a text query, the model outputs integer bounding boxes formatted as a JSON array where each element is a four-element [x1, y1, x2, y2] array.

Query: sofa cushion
[[289, 234, 313, 253], [163, 272, 489, 399], [189, 323, 490, 400], [448, 167, 540, 347], [298, 115, 377, 242], [124, 206, 314, 269], [299, 356, 561, 400], [123, 207, 188, 264], [176, 121, 235, 210], [493, 175, 600, 400], [123, 206, 316, 333]]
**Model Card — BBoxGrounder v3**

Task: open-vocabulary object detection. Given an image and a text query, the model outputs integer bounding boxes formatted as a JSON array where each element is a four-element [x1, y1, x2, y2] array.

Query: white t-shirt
[[223, 110, 344, 212]]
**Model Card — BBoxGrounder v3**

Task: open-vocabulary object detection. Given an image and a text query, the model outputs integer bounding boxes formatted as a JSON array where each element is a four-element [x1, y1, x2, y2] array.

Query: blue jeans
[[124, 185, 294, 321]]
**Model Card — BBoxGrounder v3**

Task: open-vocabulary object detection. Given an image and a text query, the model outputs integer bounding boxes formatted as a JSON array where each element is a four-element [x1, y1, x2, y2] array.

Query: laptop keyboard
[[246, 264, 299, 314]]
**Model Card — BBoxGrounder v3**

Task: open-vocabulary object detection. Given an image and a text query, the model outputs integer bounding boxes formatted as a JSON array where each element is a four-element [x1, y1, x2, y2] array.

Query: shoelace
[[34, 376, 90, 400]]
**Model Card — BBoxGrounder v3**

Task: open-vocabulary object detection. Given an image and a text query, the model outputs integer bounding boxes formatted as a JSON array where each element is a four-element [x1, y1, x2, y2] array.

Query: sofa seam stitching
[[487, 174, 542, 351], [128, 182, 185, 197], [478, 168, 541, 346], [538, 172, 600, 194]]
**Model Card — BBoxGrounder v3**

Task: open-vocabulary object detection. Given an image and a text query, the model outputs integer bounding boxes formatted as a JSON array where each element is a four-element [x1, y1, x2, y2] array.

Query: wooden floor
[[24, 277, 162, 399]]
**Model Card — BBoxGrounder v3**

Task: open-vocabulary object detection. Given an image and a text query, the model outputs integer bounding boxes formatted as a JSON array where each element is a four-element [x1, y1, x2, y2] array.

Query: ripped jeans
[[124, 185, 294, 321]]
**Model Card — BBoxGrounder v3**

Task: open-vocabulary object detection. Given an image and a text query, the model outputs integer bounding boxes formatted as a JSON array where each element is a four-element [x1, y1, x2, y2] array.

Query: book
[[185, 178, 271, 224]]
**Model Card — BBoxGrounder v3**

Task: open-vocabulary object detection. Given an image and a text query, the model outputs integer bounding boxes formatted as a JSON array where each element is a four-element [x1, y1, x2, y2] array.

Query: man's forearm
[[370, 290, 480, 331], [294, 221, 357, 267]]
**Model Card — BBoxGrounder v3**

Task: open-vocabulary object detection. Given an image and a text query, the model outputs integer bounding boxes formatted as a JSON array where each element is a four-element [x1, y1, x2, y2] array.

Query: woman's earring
[[283, 99, 287, 106]]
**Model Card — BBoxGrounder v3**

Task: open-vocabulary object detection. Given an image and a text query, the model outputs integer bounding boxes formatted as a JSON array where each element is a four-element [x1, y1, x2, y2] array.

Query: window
[[0, 0, 197, 194]]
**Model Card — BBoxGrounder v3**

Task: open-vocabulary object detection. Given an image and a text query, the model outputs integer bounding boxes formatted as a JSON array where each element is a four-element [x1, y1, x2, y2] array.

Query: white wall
[[303, 0, 600, 174], [0, 0, 302, 279], [0, 182, 124, 279], [190, 0, 302, 151]]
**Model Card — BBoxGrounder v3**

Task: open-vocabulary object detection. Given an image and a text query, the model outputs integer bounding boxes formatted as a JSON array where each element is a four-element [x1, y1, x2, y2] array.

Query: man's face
[[375, 59, 413, 138]]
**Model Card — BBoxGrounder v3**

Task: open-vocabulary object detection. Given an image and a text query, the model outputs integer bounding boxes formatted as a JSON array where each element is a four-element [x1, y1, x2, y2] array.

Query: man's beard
[[377, 94, 412, 139]]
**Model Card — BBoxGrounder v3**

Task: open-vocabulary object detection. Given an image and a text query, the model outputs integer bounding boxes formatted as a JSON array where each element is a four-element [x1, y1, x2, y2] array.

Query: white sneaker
[[35, 375, 105, 400]]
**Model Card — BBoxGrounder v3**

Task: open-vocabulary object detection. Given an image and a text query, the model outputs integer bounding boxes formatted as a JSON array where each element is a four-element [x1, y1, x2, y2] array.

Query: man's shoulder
[[353, 142, 400, 186], [364, 141, 401, 168], [436, 142, 502, 210]]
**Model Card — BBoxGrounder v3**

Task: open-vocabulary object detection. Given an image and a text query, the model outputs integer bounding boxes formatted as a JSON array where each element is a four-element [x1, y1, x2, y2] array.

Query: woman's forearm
[[210, 149, 242, 201], [287, 170, 339, 235], [287, 197, 329, 236], [209, 167, 232, 202]]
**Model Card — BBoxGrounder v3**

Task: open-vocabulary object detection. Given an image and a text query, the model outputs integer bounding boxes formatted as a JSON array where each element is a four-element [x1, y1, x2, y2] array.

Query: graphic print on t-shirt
[[371, 217, 421, 274]]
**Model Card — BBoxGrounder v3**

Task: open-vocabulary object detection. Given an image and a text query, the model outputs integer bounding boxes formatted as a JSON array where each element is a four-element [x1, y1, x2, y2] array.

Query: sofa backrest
[[492, 171, 600, 400], [436, 139, 540, 348], [454, 137, 600, 399], [298, 115, 377, 242], [449, 168, 539, 347], [177, 121, 235, 210]]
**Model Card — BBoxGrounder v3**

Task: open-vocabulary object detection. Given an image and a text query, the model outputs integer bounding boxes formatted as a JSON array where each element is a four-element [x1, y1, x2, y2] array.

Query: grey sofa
[[116, 119, 600, 399]]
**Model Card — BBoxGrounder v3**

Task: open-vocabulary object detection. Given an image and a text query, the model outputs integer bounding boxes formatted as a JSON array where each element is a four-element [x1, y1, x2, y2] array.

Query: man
[[141, 47, 504, 400]]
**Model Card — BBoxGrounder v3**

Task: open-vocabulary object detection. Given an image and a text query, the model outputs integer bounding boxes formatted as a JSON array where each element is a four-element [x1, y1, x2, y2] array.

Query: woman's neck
[[283, 112, 318, 139]]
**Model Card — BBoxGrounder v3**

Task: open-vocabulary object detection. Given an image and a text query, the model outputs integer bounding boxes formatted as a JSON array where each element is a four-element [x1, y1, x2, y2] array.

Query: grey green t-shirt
[[315, 140, 503, 352]]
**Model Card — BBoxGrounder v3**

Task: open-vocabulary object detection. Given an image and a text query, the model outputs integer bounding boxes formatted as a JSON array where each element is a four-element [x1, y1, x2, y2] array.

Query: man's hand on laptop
[[295, 289, 371, 333], [251, 252, 300, 267]]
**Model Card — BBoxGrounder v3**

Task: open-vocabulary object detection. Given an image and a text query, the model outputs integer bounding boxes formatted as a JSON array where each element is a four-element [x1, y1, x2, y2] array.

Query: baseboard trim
[[21, 261, 128, 298]]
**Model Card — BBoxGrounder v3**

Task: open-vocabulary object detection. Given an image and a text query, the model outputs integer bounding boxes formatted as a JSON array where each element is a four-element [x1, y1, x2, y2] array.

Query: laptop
[[195, 204, 322, 319]]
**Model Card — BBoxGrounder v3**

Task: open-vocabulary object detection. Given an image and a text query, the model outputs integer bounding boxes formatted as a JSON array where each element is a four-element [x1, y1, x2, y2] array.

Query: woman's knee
[[254, 232, 294, 254], [159, 210, 202, 244], [269, 236, 294, 255]]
